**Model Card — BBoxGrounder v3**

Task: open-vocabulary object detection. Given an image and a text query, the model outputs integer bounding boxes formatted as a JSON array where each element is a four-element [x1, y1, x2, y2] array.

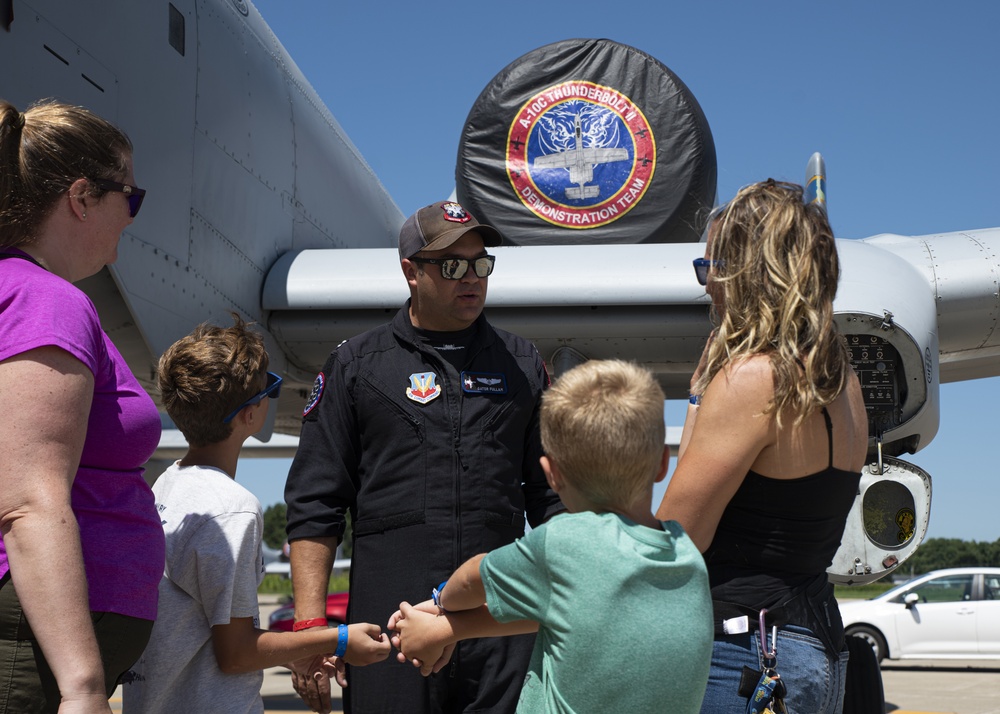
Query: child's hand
[[387, 598, 440, 656], [319, 655, 347, 688], [387, 598, 439, 635], [392, 601, 456, 676], [344, 623, 391, 666]]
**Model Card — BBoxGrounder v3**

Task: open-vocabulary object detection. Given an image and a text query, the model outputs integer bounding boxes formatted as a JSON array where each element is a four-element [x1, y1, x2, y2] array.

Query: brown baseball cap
[[398, 201, 503, 260]]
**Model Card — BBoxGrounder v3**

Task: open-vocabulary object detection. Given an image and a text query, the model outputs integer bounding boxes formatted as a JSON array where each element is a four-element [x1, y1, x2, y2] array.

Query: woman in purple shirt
[[0, 100, 165, 713]]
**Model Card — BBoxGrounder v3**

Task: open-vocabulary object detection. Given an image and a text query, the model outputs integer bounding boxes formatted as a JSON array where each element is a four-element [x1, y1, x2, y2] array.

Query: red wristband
[[293, 618, 328, 632]]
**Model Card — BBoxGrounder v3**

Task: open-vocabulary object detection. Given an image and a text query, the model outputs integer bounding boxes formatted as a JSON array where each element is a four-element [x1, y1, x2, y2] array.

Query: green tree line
[[899, 537, 1000, 574]]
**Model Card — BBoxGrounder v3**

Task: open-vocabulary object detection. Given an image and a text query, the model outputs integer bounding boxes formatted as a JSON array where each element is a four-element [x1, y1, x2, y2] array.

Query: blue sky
[[239, 0, 1000, 542]]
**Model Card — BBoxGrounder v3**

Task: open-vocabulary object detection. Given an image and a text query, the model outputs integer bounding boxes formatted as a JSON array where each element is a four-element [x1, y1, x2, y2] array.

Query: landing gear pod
[[829, 457, 932, 585], [827, 241, 940, 584], [456, 38, 717, 245]]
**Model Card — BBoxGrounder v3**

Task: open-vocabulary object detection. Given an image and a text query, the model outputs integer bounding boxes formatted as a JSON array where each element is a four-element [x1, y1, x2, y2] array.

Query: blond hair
[[694, 180, 850, 423], [0, 99, 133, 247], [541, 360, 665, 509], [158, 315, 269, 447]]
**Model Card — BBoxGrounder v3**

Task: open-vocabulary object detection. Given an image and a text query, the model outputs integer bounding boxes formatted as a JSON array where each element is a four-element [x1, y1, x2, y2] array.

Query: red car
[[268, 592, 350, 631]]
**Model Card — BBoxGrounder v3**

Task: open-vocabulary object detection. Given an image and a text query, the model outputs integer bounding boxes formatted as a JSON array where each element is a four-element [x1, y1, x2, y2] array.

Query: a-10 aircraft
[[3, 0, 998, 584]]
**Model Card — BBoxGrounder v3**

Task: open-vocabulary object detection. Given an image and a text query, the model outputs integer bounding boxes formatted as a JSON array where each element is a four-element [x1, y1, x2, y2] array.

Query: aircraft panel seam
[[954, 231, 1000, 350], [190, 210, 267, 276]]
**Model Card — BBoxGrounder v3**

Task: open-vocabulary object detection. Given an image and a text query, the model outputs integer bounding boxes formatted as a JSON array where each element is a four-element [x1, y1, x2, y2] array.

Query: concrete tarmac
[[107, 595, 1000, 713], [881, 660, 1000, 714], [251, 659, 1000, 714]]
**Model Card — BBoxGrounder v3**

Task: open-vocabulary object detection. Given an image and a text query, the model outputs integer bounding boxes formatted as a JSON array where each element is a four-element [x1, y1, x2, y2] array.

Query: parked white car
[[839, 567, 1000, 662]]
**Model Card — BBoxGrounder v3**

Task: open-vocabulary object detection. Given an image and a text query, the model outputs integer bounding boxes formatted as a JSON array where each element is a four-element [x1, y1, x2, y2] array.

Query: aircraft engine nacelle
[[835, 240, 940, 457], [828, 239, 940, 584], [456, 39, 717, 247]]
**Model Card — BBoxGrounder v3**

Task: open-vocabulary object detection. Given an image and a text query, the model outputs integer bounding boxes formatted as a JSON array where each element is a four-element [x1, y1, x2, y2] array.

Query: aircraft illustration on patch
[[506, 86, 655, 228], [533, 111, 629, 199]]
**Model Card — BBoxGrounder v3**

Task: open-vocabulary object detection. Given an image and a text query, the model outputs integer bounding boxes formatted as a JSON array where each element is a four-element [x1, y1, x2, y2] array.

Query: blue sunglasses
[[223, 371, 282, 423], [693, 258, 724, 286]]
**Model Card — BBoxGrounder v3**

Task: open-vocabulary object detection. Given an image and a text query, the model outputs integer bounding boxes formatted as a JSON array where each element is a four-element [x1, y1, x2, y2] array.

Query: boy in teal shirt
[[389, 360, 713, 713]]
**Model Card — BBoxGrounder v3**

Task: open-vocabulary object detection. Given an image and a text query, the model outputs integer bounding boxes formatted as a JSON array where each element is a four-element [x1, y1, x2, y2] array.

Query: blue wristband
[[432, 580, 448, 610], [334, 623, 348, 659]]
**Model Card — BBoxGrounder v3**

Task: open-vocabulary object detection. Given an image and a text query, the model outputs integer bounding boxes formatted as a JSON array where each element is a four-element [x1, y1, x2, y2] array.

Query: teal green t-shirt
[[480, 511, 713, 714]]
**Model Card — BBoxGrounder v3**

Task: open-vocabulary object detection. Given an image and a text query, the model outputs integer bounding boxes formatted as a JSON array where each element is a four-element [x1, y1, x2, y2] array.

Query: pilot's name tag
[[461, 372, 507, 394]]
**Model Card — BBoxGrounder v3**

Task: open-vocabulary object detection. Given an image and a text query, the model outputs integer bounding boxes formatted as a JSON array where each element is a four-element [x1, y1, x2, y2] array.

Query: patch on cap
[[441, 202, 471, 224]]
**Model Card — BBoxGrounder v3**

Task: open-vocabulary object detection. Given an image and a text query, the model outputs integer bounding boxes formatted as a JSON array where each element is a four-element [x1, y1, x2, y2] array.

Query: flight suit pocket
[[356, 375, 428, 519]]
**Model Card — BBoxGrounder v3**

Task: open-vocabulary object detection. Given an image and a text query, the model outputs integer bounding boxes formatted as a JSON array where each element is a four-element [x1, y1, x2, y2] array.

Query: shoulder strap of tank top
[[821, 406, 834, 469]]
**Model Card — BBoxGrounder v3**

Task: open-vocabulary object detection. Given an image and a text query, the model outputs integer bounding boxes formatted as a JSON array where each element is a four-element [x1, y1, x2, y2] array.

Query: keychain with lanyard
[[746, 609, 787, 714]]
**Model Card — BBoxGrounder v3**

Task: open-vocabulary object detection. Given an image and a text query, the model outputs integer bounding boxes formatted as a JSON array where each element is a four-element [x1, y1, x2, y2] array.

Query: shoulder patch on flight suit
[[303, 372, 325, 416]]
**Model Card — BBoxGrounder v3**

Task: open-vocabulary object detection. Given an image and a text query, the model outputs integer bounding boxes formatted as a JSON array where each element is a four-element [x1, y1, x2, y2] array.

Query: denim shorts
[[699, 625, 849, 714]]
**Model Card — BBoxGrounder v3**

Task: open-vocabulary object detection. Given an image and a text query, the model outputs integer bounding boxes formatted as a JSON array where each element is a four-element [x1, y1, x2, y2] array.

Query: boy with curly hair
[[124, 316, 389, 713]]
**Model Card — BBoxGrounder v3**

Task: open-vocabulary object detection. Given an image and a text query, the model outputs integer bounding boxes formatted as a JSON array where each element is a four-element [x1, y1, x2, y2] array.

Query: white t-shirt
[[122, 462, 265, 714]]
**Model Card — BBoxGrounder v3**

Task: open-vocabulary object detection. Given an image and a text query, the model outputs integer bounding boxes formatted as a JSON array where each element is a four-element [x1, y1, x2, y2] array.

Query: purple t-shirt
[[0, 251, 165, 620]]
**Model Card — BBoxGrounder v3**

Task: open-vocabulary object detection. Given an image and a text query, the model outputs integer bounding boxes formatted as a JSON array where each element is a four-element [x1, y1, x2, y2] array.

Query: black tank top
[[704, 407, 861, 611]]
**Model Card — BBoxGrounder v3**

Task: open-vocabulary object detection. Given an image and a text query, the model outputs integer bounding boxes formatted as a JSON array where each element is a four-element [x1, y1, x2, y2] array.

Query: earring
[[82, 212, 87, 219]]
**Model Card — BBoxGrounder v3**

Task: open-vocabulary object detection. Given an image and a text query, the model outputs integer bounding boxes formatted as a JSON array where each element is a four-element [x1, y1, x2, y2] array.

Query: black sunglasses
[[223, 371, 283, 423], [410, 254, 495, 280], [693, 257, 724, 286], [90, 178, 146, 218]]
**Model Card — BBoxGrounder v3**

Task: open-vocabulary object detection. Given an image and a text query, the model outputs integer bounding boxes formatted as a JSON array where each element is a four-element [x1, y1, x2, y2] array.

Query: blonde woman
[[657, 180, 867, 713]]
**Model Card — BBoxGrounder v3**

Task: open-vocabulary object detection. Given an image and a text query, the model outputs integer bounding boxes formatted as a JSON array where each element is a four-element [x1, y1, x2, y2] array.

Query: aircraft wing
[[533, 152, 576, 169], [261, 225, 1000, 449], [264, 243, 710, 400]]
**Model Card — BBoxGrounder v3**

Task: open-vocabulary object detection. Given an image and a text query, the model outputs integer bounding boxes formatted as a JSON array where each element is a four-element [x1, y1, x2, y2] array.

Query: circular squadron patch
[[506, 81, 655, 229]]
